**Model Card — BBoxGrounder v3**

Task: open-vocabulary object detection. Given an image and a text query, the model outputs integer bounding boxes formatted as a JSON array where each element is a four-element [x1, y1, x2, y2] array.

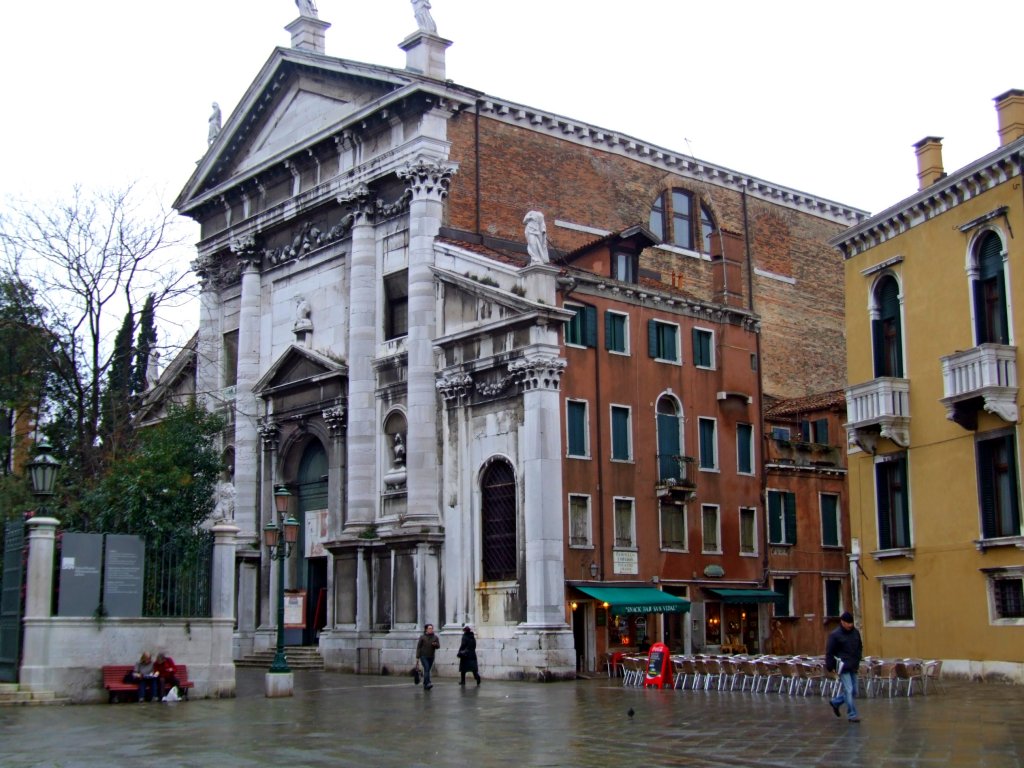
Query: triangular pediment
[[254, 344, 347, 396], [176, 47, 414, 211]]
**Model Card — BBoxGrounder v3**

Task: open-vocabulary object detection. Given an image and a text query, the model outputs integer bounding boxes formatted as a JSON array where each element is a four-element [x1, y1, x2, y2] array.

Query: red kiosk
[[643, 642, 671, 688]]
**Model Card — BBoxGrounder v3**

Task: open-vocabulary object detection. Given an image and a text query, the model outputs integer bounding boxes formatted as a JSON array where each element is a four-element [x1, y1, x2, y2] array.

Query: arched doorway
[[296, 440, 328, 645]]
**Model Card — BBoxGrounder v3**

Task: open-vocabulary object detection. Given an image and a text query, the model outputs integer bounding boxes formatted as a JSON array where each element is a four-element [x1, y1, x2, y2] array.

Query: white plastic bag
[[162, 686, 180, 702]]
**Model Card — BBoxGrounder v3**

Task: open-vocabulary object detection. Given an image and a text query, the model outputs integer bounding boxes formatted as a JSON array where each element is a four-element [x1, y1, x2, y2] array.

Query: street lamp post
[[263, 484, 298, 695], [26, 438, 60, 508]]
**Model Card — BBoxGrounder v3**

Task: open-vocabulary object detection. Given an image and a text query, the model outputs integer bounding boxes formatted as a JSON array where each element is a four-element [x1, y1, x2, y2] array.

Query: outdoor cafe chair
[[922, 659, 944, 694]]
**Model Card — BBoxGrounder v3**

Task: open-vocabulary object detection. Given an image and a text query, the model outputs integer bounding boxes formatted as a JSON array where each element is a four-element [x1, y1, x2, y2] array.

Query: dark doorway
[[305, 557, 327, 645], [572, 605, 586, 673]]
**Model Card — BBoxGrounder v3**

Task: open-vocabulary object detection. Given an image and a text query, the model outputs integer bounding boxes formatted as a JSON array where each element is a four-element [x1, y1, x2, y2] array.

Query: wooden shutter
[[648, 320, 659, 357], [768, 492, 783, 544], [584, 305, 597, 348], [784, 492, 797, 545]]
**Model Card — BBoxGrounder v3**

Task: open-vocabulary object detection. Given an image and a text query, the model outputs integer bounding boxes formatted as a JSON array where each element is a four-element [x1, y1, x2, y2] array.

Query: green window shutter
[[821, 495, 839, 546], [584, 305, 597, 348], [567, 402, 586, 456], [737, 424, 752, 474], [814, 418, 829, 444], [604, 311, 613, 350], [768, 492, 783, 544], [799, 420, 811, 442], [648, 320, 658, 358], [876, 461, 893, 549], [611, 407, 630, 460], [784, 492, 797, 545]]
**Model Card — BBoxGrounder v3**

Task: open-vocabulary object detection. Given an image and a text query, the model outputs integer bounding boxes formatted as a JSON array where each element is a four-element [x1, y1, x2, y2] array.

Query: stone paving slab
[[0, 669, 1021, 767]]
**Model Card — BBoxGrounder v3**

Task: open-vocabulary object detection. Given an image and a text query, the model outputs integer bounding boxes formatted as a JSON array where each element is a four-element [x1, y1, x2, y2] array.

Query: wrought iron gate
[[0, 519, 25, 682]]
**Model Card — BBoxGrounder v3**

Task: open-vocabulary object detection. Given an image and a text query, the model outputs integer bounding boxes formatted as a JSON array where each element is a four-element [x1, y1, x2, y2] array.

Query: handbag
[[412, 665, 421, 685]]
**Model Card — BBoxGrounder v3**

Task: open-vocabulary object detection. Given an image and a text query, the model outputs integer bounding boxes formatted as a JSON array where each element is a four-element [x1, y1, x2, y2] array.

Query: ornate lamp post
[[26, 438, 60, 509], [263, 485, 299, 689]]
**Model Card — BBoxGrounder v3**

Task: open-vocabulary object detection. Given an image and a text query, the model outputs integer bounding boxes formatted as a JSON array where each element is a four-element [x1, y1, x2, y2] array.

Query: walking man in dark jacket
[[416, 623, 441, 690], [826, 611, 863, 722]]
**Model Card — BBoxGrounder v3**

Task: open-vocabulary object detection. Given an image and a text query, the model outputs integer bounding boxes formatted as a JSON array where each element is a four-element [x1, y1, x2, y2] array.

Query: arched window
[[655, 395, 682, 482], [872, 275, 903, 378], [481, 459, 517, 581], [973, 232, 1009, 345], [649, 189, 716, 253]]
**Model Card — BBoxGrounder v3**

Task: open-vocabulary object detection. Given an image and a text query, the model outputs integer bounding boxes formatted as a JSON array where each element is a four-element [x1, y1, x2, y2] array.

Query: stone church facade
[[174, 5, 863, 678]]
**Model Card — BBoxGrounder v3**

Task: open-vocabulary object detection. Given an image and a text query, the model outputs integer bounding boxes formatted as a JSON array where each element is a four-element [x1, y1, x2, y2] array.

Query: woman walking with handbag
[[457, 625, 481, 686]]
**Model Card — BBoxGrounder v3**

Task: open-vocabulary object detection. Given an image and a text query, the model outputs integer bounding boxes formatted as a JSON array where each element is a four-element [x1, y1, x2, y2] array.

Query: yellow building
[[832, 90, 1024, 682]]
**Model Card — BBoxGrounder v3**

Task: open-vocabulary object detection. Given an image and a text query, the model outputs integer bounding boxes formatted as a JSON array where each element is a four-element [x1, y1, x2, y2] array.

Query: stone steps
[[236, 647, 324, 670], [0, 684, 69, 707]]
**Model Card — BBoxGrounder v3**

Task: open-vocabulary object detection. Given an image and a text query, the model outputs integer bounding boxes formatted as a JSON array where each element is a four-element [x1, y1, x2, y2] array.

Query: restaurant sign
[[612, 550, 638, 575]]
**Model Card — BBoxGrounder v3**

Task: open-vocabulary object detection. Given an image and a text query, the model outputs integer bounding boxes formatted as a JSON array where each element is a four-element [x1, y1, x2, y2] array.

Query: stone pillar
[[24, 517, 59, 619], [210, 522, 240, 697], [512, 352, 569, 628], [341, 185, 377, 529], [398, 157, 455, 523], [194, 264, 221, 408], [436, 373, 474, 627], [211, 522, 240, 620], [234, 254, 263, 538]]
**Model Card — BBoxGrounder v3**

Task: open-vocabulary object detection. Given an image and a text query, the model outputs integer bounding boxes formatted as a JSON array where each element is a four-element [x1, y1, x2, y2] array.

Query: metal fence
[[55, 530, 214, 619]]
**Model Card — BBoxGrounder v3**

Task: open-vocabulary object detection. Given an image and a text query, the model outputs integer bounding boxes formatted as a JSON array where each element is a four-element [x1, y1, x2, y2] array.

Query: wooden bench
[[102, 664, 194, 703]]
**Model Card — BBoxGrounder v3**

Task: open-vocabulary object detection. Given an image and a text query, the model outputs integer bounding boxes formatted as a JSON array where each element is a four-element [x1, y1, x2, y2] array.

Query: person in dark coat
[[415, 623, 440, 690], [825, 611, 863, 722], [457, 625, 481, 686]]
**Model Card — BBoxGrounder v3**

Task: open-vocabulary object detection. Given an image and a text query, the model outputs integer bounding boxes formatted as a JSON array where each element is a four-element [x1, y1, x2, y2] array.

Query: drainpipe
[[474, 100, 482, 235], [742, 182, 770, 600]]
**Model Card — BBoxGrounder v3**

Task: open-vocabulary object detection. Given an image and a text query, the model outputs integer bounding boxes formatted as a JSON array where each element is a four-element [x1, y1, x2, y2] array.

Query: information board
[[57, 532, 103, 617], [103, 534, 145, 617]]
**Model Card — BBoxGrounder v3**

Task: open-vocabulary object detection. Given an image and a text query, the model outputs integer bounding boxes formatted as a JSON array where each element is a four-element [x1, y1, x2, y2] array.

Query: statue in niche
[[295, 0, 318, 17], [208, 102, 222, 146], [524, 210, 549, 265], [392, 432, 406, 468], [212, 481, 236, 520], [411, 0, 437, 33], [293, 295, 313, 333]]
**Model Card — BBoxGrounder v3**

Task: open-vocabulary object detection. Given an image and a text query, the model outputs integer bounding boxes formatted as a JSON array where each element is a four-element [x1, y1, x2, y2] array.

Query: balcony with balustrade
[[844, 377, 910, 454], [655, 454, 697, 502], [940, 343, 1018, 430]]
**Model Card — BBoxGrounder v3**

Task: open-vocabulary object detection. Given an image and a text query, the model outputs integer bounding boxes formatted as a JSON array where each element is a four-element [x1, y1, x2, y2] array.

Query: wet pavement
[[0, 668, 1022, 767]]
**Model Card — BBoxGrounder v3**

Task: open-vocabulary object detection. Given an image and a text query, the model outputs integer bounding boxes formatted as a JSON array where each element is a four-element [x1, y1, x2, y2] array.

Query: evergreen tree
[[132, 294, 157, 396]]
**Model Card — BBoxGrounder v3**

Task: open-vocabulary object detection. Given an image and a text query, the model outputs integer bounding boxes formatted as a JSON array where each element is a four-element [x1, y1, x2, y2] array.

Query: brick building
[[172, 6, 864, 677]]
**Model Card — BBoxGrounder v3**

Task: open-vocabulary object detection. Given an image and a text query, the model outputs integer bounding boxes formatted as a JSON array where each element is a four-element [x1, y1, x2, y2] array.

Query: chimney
[[913, 137, 945, 191], [994, 89, 1024, 146]]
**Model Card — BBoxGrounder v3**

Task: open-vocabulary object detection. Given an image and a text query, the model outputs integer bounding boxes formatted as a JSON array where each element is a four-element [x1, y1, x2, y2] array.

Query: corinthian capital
[[436, 372, 473, 405], [256, 419, 280, 451], [337, 181, 376, 225], [398, 156, 456, 202], [508, 355, 567, 392]]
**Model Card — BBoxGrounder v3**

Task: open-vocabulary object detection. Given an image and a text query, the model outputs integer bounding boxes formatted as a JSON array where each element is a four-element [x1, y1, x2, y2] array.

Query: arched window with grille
[[972, 231, 1009, 345], [481, 459, 518, 581]]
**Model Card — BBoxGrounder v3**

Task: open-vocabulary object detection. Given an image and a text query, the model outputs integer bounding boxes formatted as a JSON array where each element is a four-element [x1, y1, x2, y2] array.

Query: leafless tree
[[0, 183, 194, 480]]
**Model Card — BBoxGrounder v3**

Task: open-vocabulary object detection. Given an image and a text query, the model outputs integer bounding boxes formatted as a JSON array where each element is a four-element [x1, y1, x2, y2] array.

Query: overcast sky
[[1, 0, 1019, 344]]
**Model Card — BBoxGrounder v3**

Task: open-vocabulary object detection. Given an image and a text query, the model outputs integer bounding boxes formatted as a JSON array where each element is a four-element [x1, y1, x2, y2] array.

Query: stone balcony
[[655, 454, 697, 502], [765, 438, 843, 470], [940, 343, 1018, 430], [844, 377, 910, 453]]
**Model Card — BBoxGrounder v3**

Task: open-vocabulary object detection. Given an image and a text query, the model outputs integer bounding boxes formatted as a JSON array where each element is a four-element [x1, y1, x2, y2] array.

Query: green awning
[[704, 588, 783, 604], [577, 586, 690, 614]]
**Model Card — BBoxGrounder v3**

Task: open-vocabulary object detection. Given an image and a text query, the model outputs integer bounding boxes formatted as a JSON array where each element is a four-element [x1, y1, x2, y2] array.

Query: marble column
[[512, 351, 570, 628], [24, 517, 59, 619], [234, 254, 263, 538], [341, 185, 377, 529], [398, 158, 455, 523], [194, 264, 221, 410]]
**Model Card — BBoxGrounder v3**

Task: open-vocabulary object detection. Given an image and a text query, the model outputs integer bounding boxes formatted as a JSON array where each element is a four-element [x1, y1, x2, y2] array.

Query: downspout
[[742, 182, 769, 594], [474, 100, 482, 235]]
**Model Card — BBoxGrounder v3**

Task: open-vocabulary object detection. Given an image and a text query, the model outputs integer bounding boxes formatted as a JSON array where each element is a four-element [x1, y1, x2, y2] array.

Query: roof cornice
[[830, 136, 1024, 259]]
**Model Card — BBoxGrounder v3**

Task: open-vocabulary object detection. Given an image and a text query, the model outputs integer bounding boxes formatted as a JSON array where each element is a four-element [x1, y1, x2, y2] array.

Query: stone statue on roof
[[412, 0, 437, 34], [524, 211, 549, 265], [295, 0, 318, 18], [208, 102, 221, 146]]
